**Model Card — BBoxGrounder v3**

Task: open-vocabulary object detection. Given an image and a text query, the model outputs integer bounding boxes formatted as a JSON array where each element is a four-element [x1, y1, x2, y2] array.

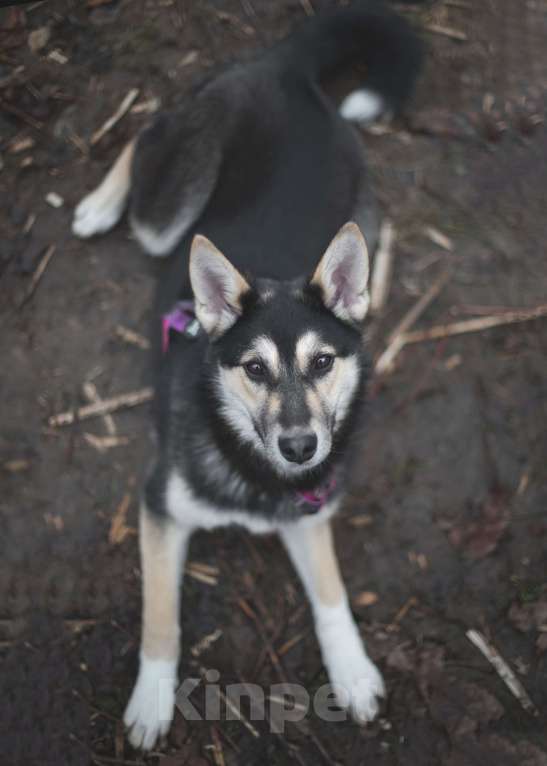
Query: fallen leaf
[[354, 591, 378, 607], [28, 26, 50, 53], [417, 645, 445, 701], [386, 642, 415, 672], [449, 489, 510, 560], [429, 681, 504, 739]]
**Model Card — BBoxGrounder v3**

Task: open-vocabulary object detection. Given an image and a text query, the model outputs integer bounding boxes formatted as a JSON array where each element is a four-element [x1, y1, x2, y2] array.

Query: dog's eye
[[244, 360, 266, 380], [313, 354, 334, 372]]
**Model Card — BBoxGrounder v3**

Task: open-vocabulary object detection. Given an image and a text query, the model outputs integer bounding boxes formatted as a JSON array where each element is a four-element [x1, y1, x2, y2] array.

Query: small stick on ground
[[401, 304, 547, 345], [18, 245, 55, 308], [277, 631, 307, 658], [425, 23, 467, 41], [375, 268, 451, 375], [190, 628, 223, 658], [83, 434, 129, 452], [83, 382, 117, 435], [370, 219, 395, 315], [210, 725, 226, 766], [199, 666, 260, 738], [466, 629, 538, 715], [299, 0, 314, 15], [186, 565, 218, 586], [108, 493, 135, 545], [48, 387, 153, 427], [424, 225, 453, 252], [115, 325, 150, 350], [387, 596, 418, 632], [90, 88, 139, 146]]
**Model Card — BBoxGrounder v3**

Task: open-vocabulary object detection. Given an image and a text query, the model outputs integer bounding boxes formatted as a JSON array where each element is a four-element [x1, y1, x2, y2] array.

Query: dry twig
[[370, 219, 395, 314], [115, 325, 150, 349], [190, 628, 223, 658], [186, 564, 218, 586], [83, 382, 117, 435], [401, 305, 547, 345], [425, 23, 467, 41], [48, 387, 153, 427], [375, 268, 451, 374], [424, 225, 453, 251], [90, 88, 139, 146], [109, 493, 135, 545], [18, 244, 55, 308], [199, 667, 260, 738], [210, 725, 226, 766], [83, 434, 129, 452], [466, 629, 537, 714]]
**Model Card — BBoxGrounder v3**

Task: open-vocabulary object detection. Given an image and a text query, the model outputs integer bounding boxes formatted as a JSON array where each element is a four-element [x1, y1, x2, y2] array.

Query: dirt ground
[[1, 1, 547, 764]]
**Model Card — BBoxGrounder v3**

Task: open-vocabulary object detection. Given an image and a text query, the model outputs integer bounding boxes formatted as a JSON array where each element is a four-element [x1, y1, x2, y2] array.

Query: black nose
[[278, 433, 318, 464]]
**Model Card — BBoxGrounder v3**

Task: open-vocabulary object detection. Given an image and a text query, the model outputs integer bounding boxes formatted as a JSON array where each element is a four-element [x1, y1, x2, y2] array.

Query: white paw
[[316, 601, 385, 723], [123, 653, 178, 750], [72, 187, 125, 238]]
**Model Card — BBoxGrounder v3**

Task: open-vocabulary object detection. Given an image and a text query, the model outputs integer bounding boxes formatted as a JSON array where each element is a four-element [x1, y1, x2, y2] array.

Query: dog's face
[[190, 223, 370, 479]]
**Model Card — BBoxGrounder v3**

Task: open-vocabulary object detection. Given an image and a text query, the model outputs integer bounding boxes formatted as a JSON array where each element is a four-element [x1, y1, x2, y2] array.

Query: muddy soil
[[1, 1, 546, 765]]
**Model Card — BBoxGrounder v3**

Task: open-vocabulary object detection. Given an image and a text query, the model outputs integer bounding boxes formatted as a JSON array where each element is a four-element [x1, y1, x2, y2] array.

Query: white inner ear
[[312, 222, 370, 323], [190, 235, 250, 337]]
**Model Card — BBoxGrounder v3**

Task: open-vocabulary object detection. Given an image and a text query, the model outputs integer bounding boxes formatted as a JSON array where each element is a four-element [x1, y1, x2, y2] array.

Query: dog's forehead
[[219, 286, 360, 365]]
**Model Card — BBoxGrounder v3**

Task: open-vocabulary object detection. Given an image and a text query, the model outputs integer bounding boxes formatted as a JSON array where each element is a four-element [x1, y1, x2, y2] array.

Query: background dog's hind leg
[[72, 139, 135, 238]]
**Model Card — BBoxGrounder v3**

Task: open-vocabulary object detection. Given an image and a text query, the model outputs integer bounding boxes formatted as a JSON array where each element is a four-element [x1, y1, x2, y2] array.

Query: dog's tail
[[276, 0, 424, 122]]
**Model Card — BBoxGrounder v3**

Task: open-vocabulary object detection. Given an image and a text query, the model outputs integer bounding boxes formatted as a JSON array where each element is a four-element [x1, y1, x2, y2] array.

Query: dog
[[72, 0, 422, 749]]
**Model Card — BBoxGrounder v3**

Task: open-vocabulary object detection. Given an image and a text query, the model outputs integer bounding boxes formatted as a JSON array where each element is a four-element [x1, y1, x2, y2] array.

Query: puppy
[[73, 0, 422, 749]]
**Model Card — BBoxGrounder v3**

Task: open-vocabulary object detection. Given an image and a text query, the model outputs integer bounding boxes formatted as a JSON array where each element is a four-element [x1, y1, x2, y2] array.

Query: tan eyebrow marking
[[295, 331, 335, 374], [241, 335, 281, 376]]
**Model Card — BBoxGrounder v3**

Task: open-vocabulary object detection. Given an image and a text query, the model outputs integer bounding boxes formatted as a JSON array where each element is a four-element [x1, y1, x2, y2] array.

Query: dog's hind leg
[[124, 504, 193, 750], [128, 102, 224, 257], [72, 139, 135, 238], [279, 516, 385, 723]]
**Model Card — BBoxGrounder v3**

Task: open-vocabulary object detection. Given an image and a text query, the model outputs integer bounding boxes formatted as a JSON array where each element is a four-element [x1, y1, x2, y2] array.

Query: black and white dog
[[73, 1, 422, 749]]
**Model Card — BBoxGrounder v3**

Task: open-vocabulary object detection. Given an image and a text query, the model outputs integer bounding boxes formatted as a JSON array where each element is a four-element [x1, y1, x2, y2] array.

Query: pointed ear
[[310, 222, 370, 324], [189, 234, 251, 337]]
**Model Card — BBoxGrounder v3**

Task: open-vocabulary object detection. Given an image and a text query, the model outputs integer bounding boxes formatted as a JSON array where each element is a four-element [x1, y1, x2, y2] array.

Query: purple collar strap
[[162, 300, 337, 512], [162, 300, 200, 353]]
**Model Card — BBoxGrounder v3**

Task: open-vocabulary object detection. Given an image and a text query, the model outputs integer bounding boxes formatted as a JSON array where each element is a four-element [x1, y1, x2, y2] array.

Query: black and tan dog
[[73, 0, 422, 749]]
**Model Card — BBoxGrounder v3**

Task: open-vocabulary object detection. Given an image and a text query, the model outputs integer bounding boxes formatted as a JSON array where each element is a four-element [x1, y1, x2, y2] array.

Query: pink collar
[[162, 302, 338, 512], [295, 475, 338, 512]]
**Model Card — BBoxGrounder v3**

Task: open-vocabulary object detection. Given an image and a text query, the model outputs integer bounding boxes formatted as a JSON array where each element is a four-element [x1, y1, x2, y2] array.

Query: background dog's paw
[[123, 655, 177, 750], [72, 188, 124, 238]]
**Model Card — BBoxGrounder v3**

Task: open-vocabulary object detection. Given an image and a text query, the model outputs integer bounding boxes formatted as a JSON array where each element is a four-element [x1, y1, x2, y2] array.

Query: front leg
[[124, 503, 193, 750], [279, 516, 384, 722]]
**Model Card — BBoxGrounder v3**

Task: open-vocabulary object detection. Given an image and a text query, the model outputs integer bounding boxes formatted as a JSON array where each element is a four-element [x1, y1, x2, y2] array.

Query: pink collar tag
[[162, 300, 199, 353]]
